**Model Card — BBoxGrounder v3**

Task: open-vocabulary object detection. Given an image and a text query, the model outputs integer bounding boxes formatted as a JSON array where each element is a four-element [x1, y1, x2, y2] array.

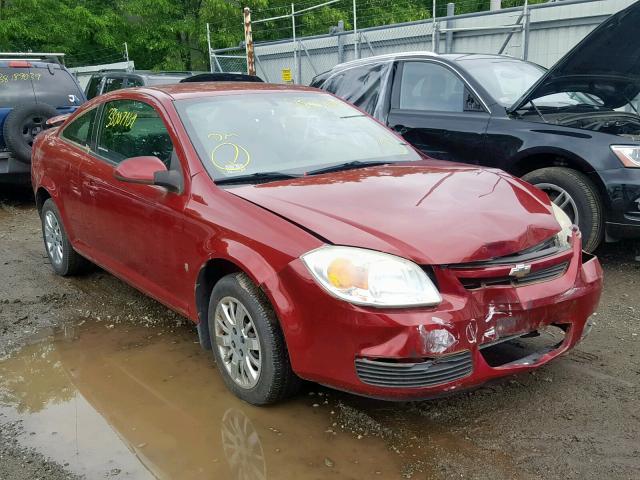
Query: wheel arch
[[193, 246, 290, 350], [509, 148, 609, 209], [35, 186, 52, 216]]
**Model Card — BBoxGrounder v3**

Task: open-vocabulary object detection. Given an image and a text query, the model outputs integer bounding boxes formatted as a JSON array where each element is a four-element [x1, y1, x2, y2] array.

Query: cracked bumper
[[272, 236, 603, 400]]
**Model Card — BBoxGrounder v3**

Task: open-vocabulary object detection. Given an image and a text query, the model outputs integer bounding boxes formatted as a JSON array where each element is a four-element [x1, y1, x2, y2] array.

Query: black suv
[[84, 71, 200, 99], [0, 54, 85, 183], [312, 2, 640, 252]]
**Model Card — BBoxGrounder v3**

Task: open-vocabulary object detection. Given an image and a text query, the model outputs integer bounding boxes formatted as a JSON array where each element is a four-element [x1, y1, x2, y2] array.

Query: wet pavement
[[1, 187, 639, 479], [0, 321, 411, 479]]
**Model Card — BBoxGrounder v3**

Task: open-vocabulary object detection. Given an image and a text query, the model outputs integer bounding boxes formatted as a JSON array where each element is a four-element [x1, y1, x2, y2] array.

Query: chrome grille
[[458, 262, 568, 290]]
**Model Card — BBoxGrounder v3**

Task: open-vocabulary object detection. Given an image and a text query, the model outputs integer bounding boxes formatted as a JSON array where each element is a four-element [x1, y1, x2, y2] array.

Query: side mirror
[[114, 156, 183, 193]]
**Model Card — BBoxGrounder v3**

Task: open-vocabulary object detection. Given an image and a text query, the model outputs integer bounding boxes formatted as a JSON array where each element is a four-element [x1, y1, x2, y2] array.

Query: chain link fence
[[208, 0, 635, 85]]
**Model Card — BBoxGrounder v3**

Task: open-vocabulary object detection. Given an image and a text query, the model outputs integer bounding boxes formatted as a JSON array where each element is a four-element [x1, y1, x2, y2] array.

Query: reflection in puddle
[[0, 321, 407, 479]]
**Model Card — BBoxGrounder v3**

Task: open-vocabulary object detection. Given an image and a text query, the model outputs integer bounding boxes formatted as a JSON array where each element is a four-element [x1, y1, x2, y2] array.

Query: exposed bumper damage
[[274, 232, 603, 400]]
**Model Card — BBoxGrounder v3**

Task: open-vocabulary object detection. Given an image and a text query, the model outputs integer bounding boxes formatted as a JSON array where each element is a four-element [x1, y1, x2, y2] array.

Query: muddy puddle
[[0, 320, 429, 479]]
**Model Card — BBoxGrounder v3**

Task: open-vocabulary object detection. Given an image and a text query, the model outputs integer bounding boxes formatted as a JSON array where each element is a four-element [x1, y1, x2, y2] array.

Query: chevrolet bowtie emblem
[[509, 263, 532, 278]]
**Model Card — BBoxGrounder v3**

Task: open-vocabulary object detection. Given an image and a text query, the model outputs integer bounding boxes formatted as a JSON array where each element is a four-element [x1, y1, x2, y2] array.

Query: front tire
[[522, 167, 603, 252], [41, 198, 88, 276], [208, 272, 300, 405]]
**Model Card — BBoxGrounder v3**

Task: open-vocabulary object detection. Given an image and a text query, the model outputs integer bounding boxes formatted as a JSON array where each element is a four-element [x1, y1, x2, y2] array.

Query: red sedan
[[32, 83, 603, 405]]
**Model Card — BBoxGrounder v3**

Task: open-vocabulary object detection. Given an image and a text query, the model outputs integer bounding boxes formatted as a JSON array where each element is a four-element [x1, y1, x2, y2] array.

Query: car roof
[[143, 82, 319, 100], [331, 52, 519, 71]]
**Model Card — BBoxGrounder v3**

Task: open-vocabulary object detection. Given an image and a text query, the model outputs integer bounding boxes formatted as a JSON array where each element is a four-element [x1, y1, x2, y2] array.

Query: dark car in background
[[312, 2, 640, 252], [85, 71, 264, 99], [84, 71, 199, 99], [179, 72, 263, 83], [0, 53, 84, 183]]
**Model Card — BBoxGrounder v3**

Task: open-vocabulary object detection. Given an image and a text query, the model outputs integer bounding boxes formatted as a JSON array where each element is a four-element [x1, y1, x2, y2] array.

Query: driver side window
[[96, 99, 175, 168], [399, 62, 465, 112]]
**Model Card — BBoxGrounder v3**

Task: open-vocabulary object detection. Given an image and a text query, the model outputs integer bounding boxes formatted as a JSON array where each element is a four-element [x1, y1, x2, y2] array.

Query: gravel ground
[[1, 185, 639, 479]]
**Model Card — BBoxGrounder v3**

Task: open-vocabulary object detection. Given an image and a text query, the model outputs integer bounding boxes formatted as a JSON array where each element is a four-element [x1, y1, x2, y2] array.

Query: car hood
[[510, 2, 640, 112], [228, 163, 560, 265]]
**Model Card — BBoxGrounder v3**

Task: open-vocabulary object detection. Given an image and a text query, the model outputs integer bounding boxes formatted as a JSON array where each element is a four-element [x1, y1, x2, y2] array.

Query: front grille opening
[[355, 351, 472, 388], [479, 324, 567, 368], [459, 262, 568, 290]]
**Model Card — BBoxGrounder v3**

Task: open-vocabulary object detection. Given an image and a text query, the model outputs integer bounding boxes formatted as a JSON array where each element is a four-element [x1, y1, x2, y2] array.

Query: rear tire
[[208, 272, 300, 405], [3, 103, 58, 164], [41, 198, 89, 276], [522, 167, 603, 252]]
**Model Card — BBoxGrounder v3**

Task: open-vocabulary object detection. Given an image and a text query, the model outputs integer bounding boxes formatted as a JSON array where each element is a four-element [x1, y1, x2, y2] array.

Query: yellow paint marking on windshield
[[294, 97, 340, 109], [208, 133, 250, 172], [208, 132, 237, 142], [105, 108, 138, 130], [211, 142, 251, 172]]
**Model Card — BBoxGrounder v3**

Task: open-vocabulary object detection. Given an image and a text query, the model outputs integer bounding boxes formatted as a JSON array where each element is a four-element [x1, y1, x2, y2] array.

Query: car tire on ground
[[40, 198, 89, 276], [208, 272, 301, 405], [522, 167, 603, 252], [3, 103, 59, 164]]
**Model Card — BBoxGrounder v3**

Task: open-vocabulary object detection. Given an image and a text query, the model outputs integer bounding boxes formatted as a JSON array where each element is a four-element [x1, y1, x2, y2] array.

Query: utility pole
[[243, 8, 256, 75]]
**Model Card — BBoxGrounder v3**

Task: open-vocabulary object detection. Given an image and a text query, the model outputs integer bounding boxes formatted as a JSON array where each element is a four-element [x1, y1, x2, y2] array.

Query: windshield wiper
[[305, 160, 393, 176], [214, 171, 301, 185]]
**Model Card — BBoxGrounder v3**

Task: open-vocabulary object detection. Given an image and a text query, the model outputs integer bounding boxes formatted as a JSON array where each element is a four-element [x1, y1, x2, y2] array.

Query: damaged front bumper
[[274, 232, 603, 400]]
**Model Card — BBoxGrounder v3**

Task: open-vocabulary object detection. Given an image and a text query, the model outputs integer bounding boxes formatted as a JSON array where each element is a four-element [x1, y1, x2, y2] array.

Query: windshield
[[460, 58, 602, 108], [175, 92, 418, 181]]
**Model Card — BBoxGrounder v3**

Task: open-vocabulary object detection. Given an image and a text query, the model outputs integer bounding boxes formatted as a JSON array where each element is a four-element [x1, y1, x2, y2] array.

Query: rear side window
[[61, 108, 97, 147], [85, 76, 102, 99], [327, 64, 387, 115], [126, 77, 144, 88], [32, 65, 84, 107], [0, 67, 35, 108], [96, 99, 174, 167], [322, 73, 345, 94], [399, 62, 464, 112], [103, 77, 125, 94]]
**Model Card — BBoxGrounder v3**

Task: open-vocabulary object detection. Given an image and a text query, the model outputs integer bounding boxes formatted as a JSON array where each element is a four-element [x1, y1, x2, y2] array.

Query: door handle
[[392, 125, 408, 135]]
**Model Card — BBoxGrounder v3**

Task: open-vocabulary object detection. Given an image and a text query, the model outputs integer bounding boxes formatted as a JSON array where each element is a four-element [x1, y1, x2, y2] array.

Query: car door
[[386, 61, 490, 164], [57, 106, 99, 243], [76, 98, 191, 315]]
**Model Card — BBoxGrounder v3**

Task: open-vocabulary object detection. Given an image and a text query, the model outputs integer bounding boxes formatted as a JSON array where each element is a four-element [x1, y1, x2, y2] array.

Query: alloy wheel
[[44, 210, 63, 267], [534, 182, 580, 225], [214, 296, 262, 389]]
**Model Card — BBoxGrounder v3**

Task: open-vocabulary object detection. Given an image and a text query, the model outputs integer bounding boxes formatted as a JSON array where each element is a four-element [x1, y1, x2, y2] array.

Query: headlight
[[551, 202, 573, 248], [301, 246, 442, 307], [611, 145, 640, 168]]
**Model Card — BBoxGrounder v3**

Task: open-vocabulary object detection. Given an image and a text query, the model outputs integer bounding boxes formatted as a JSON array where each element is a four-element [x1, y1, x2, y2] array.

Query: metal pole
[[124, 42, 130, 71], [445, 3, 454, 54], [206, 23, 213, 72], [337, 20, 345, 63], [522, 0, 530, 60], [353, 0, 358, 59], [431, 0, 436, 52], [292, 3, 297, 84], [243, 8, 256, 75]]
